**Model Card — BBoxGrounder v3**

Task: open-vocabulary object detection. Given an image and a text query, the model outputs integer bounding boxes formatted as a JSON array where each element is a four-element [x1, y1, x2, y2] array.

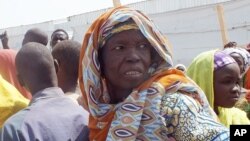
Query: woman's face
[[214, 63, 241, 108], [101, 29, 152, 92], [230, 53, 244, 74]]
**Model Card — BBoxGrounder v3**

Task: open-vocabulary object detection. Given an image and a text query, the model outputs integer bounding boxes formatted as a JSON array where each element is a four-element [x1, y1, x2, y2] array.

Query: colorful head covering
[[222, 47, 250, 74], [187, 50, 217, 109], [79, 6, 173, 113], [100, 22, 139, 47], [214, 51, 236, 71]]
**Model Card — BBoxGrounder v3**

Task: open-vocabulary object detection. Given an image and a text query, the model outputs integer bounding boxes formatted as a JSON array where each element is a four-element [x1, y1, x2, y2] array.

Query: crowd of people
[[1, 6, 250, 141]]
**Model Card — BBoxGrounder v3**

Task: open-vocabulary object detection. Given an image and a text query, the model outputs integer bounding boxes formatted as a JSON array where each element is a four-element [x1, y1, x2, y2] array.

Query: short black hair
[[51, 29, 69, 39], [52, 40, 81, 81], [23, 28, 48, 46]]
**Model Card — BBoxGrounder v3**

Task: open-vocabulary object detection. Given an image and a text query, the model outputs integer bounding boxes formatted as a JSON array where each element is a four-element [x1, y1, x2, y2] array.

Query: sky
[[0, 0, 145, 29]]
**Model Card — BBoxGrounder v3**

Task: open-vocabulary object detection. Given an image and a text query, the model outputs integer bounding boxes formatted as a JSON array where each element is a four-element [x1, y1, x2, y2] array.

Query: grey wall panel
[[1, 0, 249, 67]]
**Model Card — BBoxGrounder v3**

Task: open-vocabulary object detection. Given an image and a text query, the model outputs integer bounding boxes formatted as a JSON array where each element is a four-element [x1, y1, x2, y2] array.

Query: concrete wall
[[1, 0, 249, 67], [150, 0, 250, 66]]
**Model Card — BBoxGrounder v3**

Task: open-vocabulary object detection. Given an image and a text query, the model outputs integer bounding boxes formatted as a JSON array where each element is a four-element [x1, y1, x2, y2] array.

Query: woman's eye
[[114, 46, 123, 50], [237, 79, 242, 86], [223, 80, 232, 84], [138, 44, 147, 49]]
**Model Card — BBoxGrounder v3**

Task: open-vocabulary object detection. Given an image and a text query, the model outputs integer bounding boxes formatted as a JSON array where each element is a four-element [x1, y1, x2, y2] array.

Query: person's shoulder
[[231, 107, 247, 113], [231, 107, 249, 118], [230, 107, 250, 124], [2, 109, 28, 131]]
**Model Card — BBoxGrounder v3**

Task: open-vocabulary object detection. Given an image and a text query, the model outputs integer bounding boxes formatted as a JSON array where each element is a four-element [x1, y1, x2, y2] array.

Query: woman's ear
[[54, 59, 59, 73]]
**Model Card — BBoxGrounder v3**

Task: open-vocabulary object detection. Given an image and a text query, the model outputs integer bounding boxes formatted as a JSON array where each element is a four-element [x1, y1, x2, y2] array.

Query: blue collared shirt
[[0, 87, 89, 141]]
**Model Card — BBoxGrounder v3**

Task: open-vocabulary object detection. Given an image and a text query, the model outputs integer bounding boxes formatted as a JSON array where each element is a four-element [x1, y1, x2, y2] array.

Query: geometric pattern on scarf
[[106, 78, 229, 140]]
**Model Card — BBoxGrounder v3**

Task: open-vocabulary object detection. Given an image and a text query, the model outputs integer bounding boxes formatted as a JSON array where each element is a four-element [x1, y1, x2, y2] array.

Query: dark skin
[[22, 28, 48, 46], [15, 42, 57, 95], [214, 63, 241, 114], [101, 30, 154, 104], [50, 31, 69, 48], [52, 40, 81, 93], [53, 59, 76, 93], [230, 53, 244, 74]]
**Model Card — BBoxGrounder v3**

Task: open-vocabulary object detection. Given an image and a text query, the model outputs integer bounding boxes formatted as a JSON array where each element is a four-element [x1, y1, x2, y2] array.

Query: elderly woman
[[79, 7, 229, 140], [187, 50, 250, 127]]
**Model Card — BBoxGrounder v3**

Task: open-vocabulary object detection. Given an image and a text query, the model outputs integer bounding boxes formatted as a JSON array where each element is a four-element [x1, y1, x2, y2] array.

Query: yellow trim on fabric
[[111, 23, 139, 35]]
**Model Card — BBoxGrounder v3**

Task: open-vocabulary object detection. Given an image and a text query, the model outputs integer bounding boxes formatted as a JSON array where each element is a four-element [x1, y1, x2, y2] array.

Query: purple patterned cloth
[[214, 51, 236, 71]]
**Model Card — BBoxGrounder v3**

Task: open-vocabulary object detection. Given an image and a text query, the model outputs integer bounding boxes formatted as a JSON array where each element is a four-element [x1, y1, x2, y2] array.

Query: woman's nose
[[126, 48, 140, 62], [232, 84, 240, 94]]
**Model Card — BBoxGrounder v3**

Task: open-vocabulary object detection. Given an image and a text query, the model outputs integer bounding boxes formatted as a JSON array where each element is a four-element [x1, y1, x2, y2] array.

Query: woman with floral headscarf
[[187, 50, 250, 127], [79, 6, 229, 140]]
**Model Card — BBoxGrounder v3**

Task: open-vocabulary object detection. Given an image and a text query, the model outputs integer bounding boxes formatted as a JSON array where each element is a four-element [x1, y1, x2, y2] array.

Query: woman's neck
[[108, 86, 132, 104]]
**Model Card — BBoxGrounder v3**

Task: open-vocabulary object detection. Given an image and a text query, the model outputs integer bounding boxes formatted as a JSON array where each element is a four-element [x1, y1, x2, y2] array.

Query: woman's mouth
[[125, 71, 141, 75], [124, 71, 143, 79]]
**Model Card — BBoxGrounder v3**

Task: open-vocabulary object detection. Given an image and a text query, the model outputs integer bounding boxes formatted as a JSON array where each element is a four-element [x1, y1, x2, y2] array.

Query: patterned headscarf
[[222, 47, 250, 74], [79, 6, 173, 115], [100, 22, 139, 47], [214, 51, 236, 71]]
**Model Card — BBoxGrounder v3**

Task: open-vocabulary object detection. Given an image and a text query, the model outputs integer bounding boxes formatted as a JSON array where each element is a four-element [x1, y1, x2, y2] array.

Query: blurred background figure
[[0, 31, 10, 49], [222, 41, 250, 76], [50, 29, 69, 49], [52, 40, 85, 107], [22, 28, 48, 46], [0, 31, 32, 99], [0, 28, 48, 99], [1, 42, 89, 141]]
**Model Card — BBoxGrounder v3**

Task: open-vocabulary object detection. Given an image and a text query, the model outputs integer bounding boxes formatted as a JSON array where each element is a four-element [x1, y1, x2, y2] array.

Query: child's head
[[213, 51, 241, 110]]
